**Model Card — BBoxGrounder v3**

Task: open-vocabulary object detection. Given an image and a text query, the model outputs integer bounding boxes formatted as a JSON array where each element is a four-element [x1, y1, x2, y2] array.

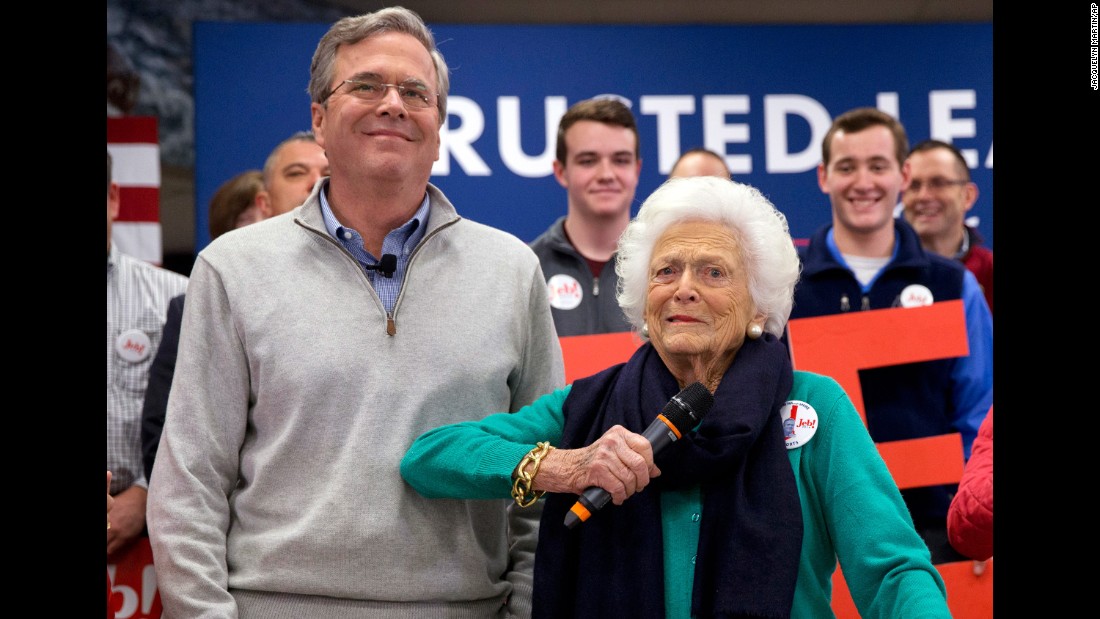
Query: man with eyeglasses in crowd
[[146, 7, 564, 617], [789, 107, 992, 565], [901, 139, 993, 313]]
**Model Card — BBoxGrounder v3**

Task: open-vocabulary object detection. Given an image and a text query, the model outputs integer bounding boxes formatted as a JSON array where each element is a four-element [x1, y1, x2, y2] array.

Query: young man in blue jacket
[[790, 107, 993, 564]]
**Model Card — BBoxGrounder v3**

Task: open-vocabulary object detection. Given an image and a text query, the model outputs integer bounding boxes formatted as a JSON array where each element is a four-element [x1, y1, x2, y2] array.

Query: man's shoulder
[[528, 217, 565, 244], [200, 214, 295, 261], [443, 218, 543, 271], [922, 250, 969, 278], [969, 243, 993, 261], [794, 224, 833, 265], [527, 217, 570, 258], [889, 222, 968, 280], [528, 226, 554, 251], [453, 216, 532, 247]]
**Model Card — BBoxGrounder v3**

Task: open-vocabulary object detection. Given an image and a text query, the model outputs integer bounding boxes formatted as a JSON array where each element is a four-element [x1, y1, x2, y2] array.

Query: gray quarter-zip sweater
[[148, 182, 565, 619]]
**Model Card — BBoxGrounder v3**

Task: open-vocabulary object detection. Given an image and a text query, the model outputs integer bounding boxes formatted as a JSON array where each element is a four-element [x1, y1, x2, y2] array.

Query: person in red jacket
[[947, 405, 993, 562]]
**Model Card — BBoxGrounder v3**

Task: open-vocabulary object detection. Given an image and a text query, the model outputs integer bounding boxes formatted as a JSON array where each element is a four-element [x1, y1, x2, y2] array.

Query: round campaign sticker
[[779, 400, 818, 450], [899, 284, 934, 308], [547, 274, 583, 310], [115, 329, 152, 363]]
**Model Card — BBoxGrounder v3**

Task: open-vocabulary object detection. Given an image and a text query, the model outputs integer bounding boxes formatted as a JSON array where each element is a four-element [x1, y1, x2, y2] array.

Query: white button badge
[[547, 274, 583, 310], [899, 284, 934, 308], [115, 329, 152, 363], [780, 400, 819, 450]]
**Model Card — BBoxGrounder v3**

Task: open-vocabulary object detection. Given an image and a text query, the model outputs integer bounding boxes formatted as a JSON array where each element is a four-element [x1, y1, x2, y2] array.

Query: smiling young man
[[529, 97, 642, 337], [789, 107, 993, 565], [146, 7, 564, 617]]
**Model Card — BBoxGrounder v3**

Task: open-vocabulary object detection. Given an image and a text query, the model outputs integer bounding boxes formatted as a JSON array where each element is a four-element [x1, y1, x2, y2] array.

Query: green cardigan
[[402, 370, 950, 618]]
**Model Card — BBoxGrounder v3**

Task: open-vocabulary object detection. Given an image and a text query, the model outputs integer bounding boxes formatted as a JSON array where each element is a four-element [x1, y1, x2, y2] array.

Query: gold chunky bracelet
[[511, 441, 554, 507]]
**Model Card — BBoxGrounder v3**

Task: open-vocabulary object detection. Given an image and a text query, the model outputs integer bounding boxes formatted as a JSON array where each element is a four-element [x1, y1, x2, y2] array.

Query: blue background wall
[[194, 22, 993, 251]]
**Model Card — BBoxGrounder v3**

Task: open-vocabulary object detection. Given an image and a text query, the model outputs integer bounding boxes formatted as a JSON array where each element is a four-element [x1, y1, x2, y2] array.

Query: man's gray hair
[[308, 6, 449, 126]]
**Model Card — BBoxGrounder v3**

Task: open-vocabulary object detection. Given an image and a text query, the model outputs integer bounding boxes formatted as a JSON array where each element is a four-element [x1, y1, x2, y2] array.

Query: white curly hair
[[615, 176, 800, 339]]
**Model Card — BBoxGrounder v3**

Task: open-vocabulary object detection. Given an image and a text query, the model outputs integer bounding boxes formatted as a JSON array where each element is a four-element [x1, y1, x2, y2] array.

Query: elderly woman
[[401, 177, 949, 618]]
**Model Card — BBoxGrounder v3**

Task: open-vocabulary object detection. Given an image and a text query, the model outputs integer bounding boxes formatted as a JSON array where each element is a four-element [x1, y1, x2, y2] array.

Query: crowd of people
[[107, 5, 992, 618]]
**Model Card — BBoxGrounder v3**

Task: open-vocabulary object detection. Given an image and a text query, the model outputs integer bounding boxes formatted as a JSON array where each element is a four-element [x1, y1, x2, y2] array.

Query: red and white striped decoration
[[107, 117, 162, 265]]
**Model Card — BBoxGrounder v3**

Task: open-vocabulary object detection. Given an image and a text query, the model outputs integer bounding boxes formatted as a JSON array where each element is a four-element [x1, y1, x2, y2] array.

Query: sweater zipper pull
[[387, 315, 396, 336], [593, 276, 600, 296]]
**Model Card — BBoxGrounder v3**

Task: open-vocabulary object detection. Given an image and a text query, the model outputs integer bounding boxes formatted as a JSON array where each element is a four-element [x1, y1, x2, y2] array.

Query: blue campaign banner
[[193, 22, 993, 252]]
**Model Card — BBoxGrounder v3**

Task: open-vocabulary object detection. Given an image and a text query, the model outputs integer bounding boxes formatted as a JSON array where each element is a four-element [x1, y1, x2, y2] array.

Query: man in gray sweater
[[146, 7, 564, 618]]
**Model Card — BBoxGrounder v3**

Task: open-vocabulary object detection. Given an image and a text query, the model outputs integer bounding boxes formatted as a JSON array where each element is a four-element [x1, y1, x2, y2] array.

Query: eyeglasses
[[322, 77, 436, 109], [905, 178, 968, 194]]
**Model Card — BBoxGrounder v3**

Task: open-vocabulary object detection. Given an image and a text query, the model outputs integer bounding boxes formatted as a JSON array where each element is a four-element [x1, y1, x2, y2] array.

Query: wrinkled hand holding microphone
[[565, 382, 714, 528]]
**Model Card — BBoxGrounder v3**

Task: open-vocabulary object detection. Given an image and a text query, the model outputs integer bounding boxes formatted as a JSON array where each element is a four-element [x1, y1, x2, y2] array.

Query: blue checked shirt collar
[[318, 180, 430, 314]]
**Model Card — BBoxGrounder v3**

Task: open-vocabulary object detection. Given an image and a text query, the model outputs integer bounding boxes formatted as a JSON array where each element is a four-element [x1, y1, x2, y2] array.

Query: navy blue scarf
[[533, 335, 802, 618]]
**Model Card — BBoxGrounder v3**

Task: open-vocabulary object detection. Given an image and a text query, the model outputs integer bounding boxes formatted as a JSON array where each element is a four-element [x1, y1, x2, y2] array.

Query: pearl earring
[[641, 322, 649, 339], [747, 324, 763, 339]]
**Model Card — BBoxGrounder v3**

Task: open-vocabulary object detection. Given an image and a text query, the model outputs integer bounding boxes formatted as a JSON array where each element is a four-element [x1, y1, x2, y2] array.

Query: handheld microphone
[[564, 381, 714, 529], [364, 253, 397, 278]]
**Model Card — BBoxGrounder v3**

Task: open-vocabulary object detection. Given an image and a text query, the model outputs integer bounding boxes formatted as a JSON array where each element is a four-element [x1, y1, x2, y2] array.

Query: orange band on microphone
[[656, 414, 682, 439], [570, 502, 592, 522]]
